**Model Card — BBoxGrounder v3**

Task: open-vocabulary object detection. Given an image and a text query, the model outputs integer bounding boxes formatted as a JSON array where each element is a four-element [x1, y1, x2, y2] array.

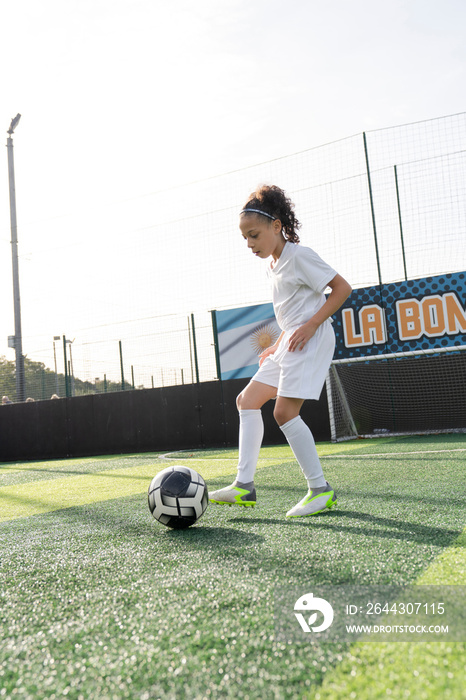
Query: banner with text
[[213, 271, 466, 379], [333, 270, 466, 359]]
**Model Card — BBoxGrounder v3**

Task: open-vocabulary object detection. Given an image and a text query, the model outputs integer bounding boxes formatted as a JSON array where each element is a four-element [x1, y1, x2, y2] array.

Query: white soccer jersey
[[267, 241, 337, 331]]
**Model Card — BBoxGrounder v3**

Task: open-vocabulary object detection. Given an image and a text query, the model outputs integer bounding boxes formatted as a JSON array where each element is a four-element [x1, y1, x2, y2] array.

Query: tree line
[[0, 356, 132, 402]]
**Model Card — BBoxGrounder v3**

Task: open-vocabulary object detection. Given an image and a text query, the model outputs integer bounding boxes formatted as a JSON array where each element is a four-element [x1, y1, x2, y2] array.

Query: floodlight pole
[[6, 114, 25, 402]]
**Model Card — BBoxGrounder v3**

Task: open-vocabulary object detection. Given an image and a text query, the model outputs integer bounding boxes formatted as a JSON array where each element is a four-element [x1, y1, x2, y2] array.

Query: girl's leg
[[274, 396, 327, 489], [209, 381, 276, 505], [274, 395, 337, 516], [236, 381, 277, 483]]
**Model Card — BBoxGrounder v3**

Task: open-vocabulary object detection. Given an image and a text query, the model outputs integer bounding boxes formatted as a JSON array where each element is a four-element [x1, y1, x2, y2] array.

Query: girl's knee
[[237, 389, 258, 411], [237, 382, 276, 411], [274, 397, 303, 426], [273, 404, 288, 426]]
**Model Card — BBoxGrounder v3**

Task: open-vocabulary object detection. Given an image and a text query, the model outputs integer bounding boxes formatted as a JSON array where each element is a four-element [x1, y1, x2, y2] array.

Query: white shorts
[[252, 321, 335, 400]]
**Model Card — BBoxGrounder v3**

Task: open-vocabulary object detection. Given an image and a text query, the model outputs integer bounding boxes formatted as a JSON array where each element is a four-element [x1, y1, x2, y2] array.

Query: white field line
[[159, 454, 279, 461], [160, 448, 466, 461], [322, 448, 466, 458]]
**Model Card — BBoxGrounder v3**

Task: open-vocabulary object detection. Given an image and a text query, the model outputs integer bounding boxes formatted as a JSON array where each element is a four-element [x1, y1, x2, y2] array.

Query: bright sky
[[1, 0, 465, 383]]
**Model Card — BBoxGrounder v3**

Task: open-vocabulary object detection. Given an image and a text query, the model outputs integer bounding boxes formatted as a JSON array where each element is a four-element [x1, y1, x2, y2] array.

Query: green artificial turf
[[0, 435, 464, 699], [313, 527, 466, 700]]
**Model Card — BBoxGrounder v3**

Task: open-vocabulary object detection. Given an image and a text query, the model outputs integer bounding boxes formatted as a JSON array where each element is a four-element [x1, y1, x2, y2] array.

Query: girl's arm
[[288, 274, 352, 352]]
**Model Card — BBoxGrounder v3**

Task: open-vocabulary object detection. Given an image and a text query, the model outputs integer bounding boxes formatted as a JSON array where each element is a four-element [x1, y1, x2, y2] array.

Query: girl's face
[[239, 214, 285, 262]]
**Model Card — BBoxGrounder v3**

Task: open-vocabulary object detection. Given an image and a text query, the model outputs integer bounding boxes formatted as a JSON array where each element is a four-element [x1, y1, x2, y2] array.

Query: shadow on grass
[[229, 509, 460, 547], [212, 480, 466, 509], [13, 501, 266, 548], [162, 525, 265, 546]]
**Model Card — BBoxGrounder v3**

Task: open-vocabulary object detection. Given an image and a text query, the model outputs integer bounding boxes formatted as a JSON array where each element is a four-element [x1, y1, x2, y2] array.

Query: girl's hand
[[259, 345, 277, 366], [288, 322, 317, 352]]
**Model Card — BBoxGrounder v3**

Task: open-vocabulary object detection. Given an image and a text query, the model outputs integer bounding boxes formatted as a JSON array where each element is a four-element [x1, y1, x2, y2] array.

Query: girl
[[210, 185, 352, 517]]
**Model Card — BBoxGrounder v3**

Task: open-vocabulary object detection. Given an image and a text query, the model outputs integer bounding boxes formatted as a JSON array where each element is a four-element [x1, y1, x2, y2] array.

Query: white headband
[[240, 208, 276, 221]]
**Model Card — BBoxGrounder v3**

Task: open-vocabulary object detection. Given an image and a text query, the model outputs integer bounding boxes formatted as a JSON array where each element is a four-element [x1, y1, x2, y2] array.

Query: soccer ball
[[148, 465, 209, 529]]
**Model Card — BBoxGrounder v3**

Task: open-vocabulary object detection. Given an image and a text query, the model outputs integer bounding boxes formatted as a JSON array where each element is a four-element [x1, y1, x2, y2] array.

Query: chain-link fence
[[1, 112, 465, 401]]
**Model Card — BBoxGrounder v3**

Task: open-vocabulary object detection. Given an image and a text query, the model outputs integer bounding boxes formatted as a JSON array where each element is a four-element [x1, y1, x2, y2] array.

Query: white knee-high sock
[[280, 416, 326, 489], [236, 409, 264, 484]]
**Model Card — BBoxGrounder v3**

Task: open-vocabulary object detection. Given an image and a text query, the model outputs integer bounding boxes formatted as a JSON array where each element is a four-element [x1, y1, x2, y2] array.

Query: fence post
[[190, 313, 200, 384], [119, 341, 125, 391], [63, 335, 70, 398], [363, 132, 383, 288], [210, 310, 222, 381], [188, 316, 194, 382], [211, 309, 228, 445], [394, 165, 408, 281]]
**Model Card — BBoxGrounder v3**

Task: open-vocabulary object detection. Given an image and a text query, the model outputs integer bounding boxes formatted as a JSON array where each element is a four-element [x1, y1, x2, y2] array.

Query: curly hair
[[241, 185, 301, 243]]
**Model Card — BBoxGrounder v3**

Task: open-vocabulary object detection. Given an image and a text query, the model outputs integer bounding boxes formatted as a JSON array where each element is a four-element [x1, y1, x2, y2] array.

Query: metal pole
[[210, 310, 222, 381], [362, 132, 383, 287], [7, 131, 25, 401], [68, 341, 75, 396], [394, 165, 408, 281], [190, 313, 200, 384], [211, 310, 228, 445], [119, 341, 125, 390], [63, 335, 69, 397], [325, 374, 337, 443], [53, 337, 60, 395], [188, 315, 194, 383]]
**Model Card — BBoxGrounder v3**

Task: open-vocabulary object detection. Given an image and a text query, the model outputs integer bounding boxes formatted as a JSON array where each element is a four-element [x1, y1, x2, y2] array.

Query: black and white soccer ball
[[148, 465, 209, 529]]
